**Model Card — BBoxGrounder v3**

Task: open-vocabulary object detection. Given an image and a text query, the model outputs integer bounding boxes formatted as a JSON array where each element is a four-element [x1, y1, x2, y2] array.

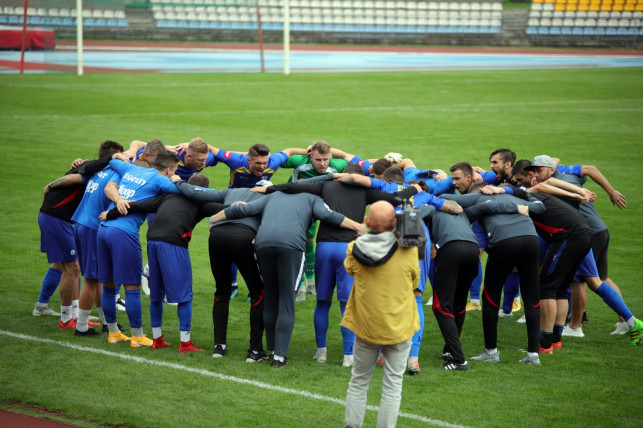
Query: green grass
[[1, 67, 642, 427]]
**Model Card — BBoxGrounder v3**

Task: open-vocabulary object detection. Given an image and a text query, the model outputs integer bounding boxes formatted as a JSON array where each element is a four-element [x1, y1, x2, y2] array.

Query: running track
[[1, 41, 642, 73]]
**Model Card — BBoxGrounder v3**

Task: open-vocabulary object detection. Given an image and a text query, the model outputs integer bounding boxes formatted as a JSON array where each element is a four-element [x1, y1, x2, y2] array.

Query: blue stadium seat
[[117, 19, 127, 27], [606, 27, 617, 35], [84, 18, 96, 27], [538, 26, 550, 35], [95, 18, 106, 26], [561, 27, 572, 35], [596, 27, 606, 35], [583, 27, 596, 35], [627, 27, 638, 36], [572, 27, 583, 35], [526, 26, 537, 35], [549, 27, 561, 35]]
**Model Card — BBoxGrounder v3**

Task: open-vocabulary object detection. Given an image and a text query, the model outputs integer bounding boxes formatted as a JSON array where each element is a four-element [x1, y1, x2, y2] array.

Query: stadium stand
[[0, 0, 639, 48], [0, 1, 128, 29], [526, 0, 642, 45]]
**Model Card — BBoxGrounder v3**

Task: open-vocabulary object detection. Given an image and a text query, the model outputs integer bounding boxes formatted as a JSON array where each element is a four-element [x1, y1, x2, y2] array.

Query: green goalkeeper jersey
[[283, 154, 348, 182]]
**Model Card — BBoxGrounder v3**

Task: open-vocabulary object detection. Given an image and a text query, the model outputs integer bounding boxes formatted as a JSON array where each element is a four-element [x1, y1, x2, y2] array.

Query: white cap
[[255, 179, 274, 187]]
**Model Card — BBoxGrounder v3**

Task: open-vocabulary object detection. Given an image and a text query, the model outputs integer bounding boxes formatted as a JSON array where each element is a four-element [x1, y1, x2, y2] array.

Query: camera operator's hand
[[517, 205, 529, 216]]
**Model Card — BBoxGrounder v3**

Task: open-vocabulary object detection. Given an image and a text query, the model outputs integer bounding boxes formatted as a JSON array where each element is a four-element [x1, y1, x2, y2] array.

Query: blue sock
[[340, 304, 354, 355], [125, 289, 143, 329], [38, 267, 62, 303], [470, 261, 482, 301], [150, 300, 163, 328], [314, 300, 331, 348], [502, 272, 520, 313], [101, 286, 118, 324], [177, 301, 192, 332], [409, 295, 424, 357], [596, 283, 633, 320]]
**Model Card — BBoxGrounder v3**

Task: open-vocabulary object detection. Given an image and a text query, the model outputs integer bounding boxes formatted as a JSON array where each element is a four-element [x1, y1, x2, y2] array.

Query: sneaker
[[438, 361, 468, 371], [629, 319, 643, 346], [306, 282, 317, 296], [246, 349, 268, 362], [88, 320, 102, 327], [33, 303, 60, 317], [58, 319, 77, 329], [512, 299, 522, 312], [516, 314, 526, 324], [295, 286, 307, 302], [212, 344, 227, 358], [519, 354, 541, 365], [116, 297, 126, 312], [74, 328, 101, 337], [102, 323, 128, 333], [582, 311, 590, 324], [231, 286, 239, 299], [271, 356, 290, 367], [313, 347, 327, 363], [179, 341, 204, 353], [552, 342, 562, 350], [131, 335, 153, 348], [562, 325, 585, 338], [498, 309, 513, 318], [376, 353, 385, 366], [611, 321, 630, 336], [441, 352, 453, 362], [425, 296, 433, 306], [539, 345, 554, 354], [471, 350, 500, 363], [152, 335, 171, 349], [107, 331, 131, 344], [407, 360, 421, 375], [342, 354, 354, 368], [465, 302, 481, 311]]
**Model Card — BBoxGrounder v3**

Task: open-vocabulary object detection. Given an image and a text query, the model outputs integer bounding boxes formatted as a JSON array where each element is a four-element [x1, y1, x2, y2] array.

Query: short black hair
[[153, 150, 179, 170], [248, 143, 270, 157], [490, 148, 516, 165], [343, 164, 365, 175], [372, 158, 392, 176], [382, 166, 404, 184], [449, 161, 473, 176], [98, 140, 124, 158], [512, 159, 533, 176]]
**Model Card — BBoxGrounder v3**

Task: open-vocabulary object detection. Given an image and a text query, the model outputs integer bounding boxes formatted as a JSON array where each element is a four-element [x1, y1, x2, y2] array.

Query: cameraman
[[342, 201, 420, 428]]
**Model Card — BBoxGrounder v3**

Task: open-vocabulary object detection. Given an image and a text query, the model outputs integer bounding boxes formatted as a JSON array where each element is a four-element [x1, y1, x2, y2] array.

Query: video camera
[[394, 199, 428, 259]]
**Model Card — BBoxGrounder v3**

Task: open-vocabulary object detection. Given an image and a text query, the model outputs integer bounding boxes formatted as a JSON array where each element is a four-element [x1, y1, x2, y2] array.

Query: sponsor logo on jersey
[[223, 151, 232, 159]]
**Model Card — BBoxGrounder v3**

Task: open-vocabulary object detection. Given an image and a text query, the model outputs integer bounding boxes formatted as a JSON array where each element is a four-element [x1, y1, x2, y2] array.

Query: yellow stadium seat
[[532, 0, 544, 3], [613, 3, 624, 8], [599, 4, 611, 9], [568, 0, 579, 4], [589, 4, 600, 9], [578, 0, 590, 4], [554, 3, 565, 9], [577, 3, 589, 9], [613, 0, 624, 4], [566, 4, 578, 9], [636, 4, 643, 10], [624, 3, 634, 9]]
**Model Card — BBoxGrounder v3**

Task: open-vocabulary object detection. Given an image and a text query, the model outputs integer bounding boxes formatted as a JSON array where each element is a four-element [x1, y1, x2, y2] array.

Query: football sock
[[596, 283, 633, 321], [340, 304, 354, 355], [71, 299, 79, 319], [314, 300, 331, 348], [152, 327, 162, 339], [553, 324, 564, 343], [540, 331, 553, 349], [502, 272, 520, 314], [150, 300, 163, 328], [177, 301, 192, 332], [469, 261, 482, 301], [60, 305, 72, 323], [180, 330, 190, 342], [124, 289, 143, 329], [38, 267, 62, 304], [409, 295, 424, 357], [305, 240, 315, 281], [96, 307, 106, 325], [101, 286, 118, 324], [77, 309, 91, 332]]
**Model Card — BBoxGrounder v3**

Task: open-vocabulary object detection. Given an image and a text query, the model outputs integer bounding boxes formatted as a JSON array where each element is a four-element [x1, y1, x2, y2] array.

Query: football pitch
[[0, 66, 642, 427]]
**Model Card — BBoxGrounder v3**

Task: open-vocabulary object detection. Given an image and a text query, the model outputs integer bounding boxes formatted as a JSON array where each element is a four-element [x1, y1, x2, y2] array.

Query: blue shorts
[[74, 224, 99, 280], [573, 249, 599, 282], [315, 241, 353, 302], [147, 240, 193, 304], [38, 212, 77, 263], [97, 225, 142, 286]]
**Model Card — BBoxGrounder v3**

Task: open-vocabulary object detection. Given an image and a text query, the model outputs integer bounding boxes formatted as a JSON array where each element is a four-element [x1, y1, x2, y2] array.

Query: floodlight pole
[[76, 0, 83, 76], [283, 0, 290, 75]]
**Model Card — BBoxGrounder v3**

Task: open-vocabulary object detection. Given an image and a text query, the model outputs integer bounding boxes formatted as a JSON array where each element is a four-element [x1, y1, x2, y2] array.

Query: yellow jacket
[[341, 238, 420, 345]]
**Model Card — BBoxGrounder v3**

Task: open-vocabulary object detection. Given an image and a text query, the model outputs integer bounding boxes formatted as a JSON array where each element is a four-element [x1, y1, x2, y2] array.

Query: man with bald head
[[342, 201, 420, 428]]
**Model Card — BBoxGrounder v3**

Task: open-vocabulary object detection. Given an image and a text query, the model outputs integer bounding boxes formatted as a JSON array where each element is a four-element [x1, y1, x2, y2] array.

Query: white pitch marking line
[[0, 329, 468, 428]]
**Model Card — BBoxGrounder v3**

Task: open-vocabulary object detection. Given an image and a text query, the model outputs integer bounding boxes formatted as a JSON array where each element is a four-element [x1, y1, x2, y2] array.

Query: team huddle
[[35, 138, 642, 371]]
